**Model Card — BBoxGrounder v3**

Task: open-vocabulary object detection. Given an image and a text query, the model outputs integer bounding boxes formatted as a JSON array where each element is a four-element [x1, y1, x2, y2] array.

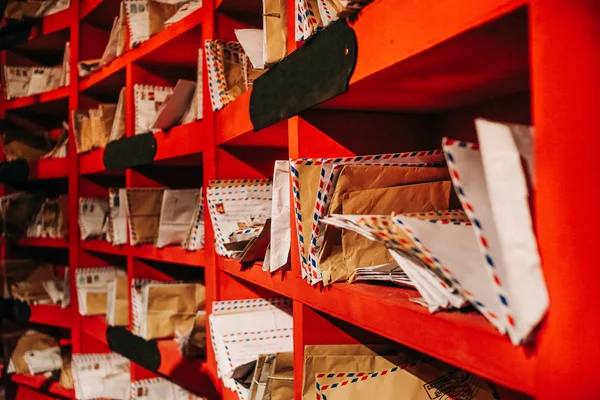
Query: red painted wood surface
[[11, 374, 74, 399], [0, 0, 596, 398]]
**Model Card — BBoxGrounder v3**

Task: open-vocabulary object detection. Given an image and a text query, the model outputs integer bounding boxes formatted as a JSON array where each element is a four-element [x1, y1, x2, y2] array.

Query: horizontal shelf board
[[11, 373, 74, 399], [81, 240, 205, 266], [81, 315, 109, 345], [320, 0, 529, 111], [79, 123, 204, 174], [81, 0, 122, 30], [220, 258, 535, 395], [79, 58, 126, 98], [130, 7, 207, 68], [28, 304, 72, 328], [27, 157, 69, 180], [130, 245, 205, 267], [80, 239, 129, 256], [3, 86, 70, 111], [14, 238, 69, 248]]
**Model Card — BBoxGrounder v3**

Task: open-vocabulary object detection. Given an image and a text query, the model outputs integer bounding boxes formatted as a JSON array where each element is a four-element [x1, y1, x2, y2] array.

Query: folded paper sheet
[[76, 267, 124, 316], [269, 161, 291, 271], [210, 298, 293, 400], [131, 280, 206, 340], [72, 353, 130, 400], [207, 180, 272, 257], [131, 377, 207, 400]]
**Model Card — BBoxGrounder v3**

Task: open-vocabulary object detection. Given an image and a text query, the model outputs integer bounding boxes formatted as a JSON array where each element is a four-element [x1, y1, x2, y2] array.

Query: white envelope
[[156, 189, 201, 248]]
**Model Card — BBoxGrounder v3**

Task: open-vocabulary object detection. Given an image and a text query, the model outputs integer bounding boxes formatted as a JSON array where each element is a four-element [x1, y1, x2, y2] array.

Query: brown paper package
[[144, 283, 205, 340], [320, 178, 452, 284], [7, 331, 59, 375], [126, 188, 165, 245], [266, 352, 294, 400], [181, 312, 207, 359], [111, 275, 129, 326]]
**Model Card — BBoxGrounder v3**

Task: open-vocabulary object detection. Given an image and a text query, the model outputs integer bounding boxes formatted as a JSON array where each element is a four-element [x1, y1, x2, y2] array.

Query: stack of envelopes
[[206, 180, 272, 259], [72, 353, 130, 400], [76, 266, 126, 317], [130, 378, 207, 400], [210, 298, 293, 400], [321, 119, 547, 344]]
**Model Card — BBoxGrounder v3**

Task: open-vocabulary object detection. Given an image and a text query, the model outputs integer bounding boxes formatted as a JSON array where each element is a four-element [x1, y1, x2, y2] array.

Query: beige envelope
[[144, 283, 205, 340], [266, 352, 294, 400], [148, 0, 182, 37], [303, 344, 418, 400], [317, 359, 499, 400], [126, 189, 165, 245], [110, 275, 129, 326], [72, 109, 92, 153], [342, 181, 452, 272], [7, 330, 59, 375], [321, 180, 452, 284]]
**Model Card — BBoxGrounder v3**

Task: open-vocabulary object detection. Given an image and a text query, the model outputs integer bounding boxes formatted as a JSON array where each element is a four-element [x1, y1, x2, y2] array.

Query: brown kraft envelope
[[3, 131, 52, 161], [126, 188, 165, 245], [144, 283, 205, 340], [317, 358, 499, 400], [263, 0, 287, 66], [304, 353, 419, 400], [112, 275, 129, 326], [341, 181, 452, 276], [302, 344, 410, 400], [265, 352, 294, 400], [7, 330, 59, 375], [4, 1, 44, 20], [318, 164, 451, 285], [9, 262, 56, 304]]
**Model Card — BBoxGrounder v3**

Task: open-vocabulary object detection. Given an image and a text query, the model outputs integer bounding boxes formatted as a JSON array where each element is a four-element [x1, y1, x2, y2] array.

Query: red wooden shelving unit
[[0, 0, 598, 399]]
